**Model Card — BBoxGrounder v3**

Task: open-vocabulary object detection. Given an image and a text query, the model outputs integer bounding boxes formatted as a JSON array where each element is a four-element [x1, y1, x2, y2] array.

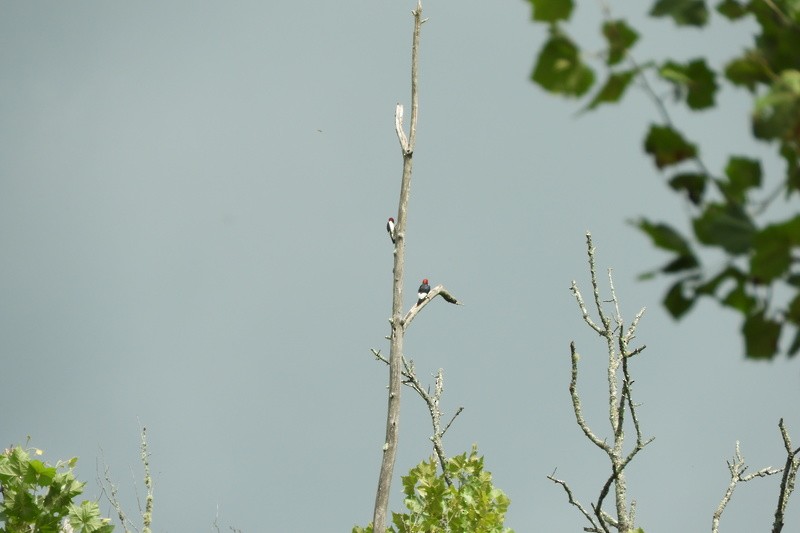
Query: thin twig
[[570, 281, 604, 335], [586, 233, 611, 332], [762, 0, 793, 26], [97, 452, 131, 533], [547, 472, 600, 532], [442, 407, 464, 436], [371, 348, 390, 365], [139, 425, 153, 533]]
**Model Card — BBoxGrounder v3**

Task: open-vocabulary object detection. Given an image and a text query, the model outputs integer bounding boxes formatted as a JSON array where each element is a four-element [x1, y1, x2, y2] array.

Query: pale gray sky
[[2, 2, 798, 532]]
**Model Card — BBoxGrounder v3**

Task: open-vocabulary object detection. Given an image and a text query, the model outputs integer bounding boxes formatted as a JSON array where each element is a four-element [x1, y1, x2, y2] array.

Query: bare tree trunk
[[371, 3, 424, 532]]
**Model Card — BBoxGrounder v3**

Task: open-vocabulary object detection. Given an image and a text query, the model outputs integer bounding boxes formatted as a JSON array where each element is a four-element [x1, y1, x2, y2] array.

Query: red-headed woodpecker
[[387, 217, 396, 244], [417, 278, 431, 305]]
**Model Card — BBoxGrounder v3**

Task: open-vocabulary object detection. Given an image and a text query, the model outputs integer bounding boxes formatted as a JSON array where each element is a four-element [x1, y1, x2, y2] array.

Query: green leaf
[[724, 156, 761, 197], [662, 254, 700, 272], [659, 59, 718, 109], [692, 203, 756, 254], [644, 124, 698, 168], [659, 65, 693, 85], [781, 142, 800, 193], [0, 454, 19, 477], [585, 70, 636, 110], [685, 59, 718, 109], [742, 310, 781, 359], [753, 69, 800, 141], [788, 329, 800, 357], [695, 266, 744, 296], [528, 0, 575, 23], [716, 0, 747, 19], [750, 215, 800, 282], [633, 218, 693, 254], [787, 293, 800, 324], [650, 0, 709, 26], [69, 501, 104, 530], [664, 278, 696, 318], [602, 20, 639, 65], [25, 459, 57, 487], [724, 54, 769, 91], [722, 282, 756, 313], [750, 231, 790, 282], [750, 2, 800, 77], [668, 172, 707, 204], [532, 33, 595, 97]]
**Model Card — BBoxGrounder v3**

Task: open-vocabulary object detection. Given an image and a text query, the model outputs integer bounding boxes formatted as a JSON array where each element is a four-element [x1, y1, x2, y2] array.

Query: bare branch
[[571, 280, 605, 335], [394, 104, 409, 153], [625, 307, 646, 344], [772, 419, 800, 533], [371, 347, 463, 487], [547, 471, 600, 532], [625, 344, 646, 358], [621, 349, 654, 456], [97, 451, 132, 533], [442, 406, 464, 436], [407, 0, 422, 151], [371, 348, 390, 365], [139, 426, 153, 533], [607, 268, 623, 330], [96, 425, 154, 533], [398, 360, 458, 485], [593, 468, 617, 533], [586, 233, 611, 332], [436, 286, 463, 305], [569, 342, 610, 452], [401, 284, 462, 329], [558, 235, 653, 532], [713, 441, 782, 533]]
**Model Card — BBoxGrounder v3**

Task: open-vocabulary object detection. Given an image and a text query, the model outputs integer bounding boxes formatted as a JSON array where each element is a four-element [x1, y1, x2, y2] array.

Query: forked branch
[[551, 233, 652, 533], [371, 348, 464, 484], [712, 440, 782, 533]]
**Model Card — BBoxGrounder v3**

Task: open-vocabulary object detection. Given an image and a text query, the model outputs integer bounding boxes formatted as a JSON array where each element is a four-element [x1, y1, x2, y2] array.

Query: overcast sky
[[2, 2, 798, 532]]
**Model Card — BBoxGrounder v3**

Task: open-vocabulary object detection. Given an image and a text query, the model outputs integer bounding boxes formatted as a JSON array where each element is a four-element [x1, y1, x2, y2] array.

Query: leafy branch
[[525, 0, 800, 359], [0, 444, 113, 533]]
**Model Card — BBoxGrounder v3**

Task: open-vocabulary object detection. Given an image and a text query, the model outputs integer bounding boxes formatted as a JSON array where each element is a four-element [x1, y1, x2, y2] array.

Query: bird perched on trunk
[[417, 279, 431, 305], [386, 217, 396, 244]]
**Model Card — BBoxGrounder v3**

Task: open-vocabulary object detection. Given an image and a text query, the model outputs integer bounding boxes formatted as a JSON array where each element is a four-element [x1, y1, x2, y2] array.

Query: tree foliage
[[355, 447, 513, 533], [0, 445, 113, 533], [525, 0, 800, 359]]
